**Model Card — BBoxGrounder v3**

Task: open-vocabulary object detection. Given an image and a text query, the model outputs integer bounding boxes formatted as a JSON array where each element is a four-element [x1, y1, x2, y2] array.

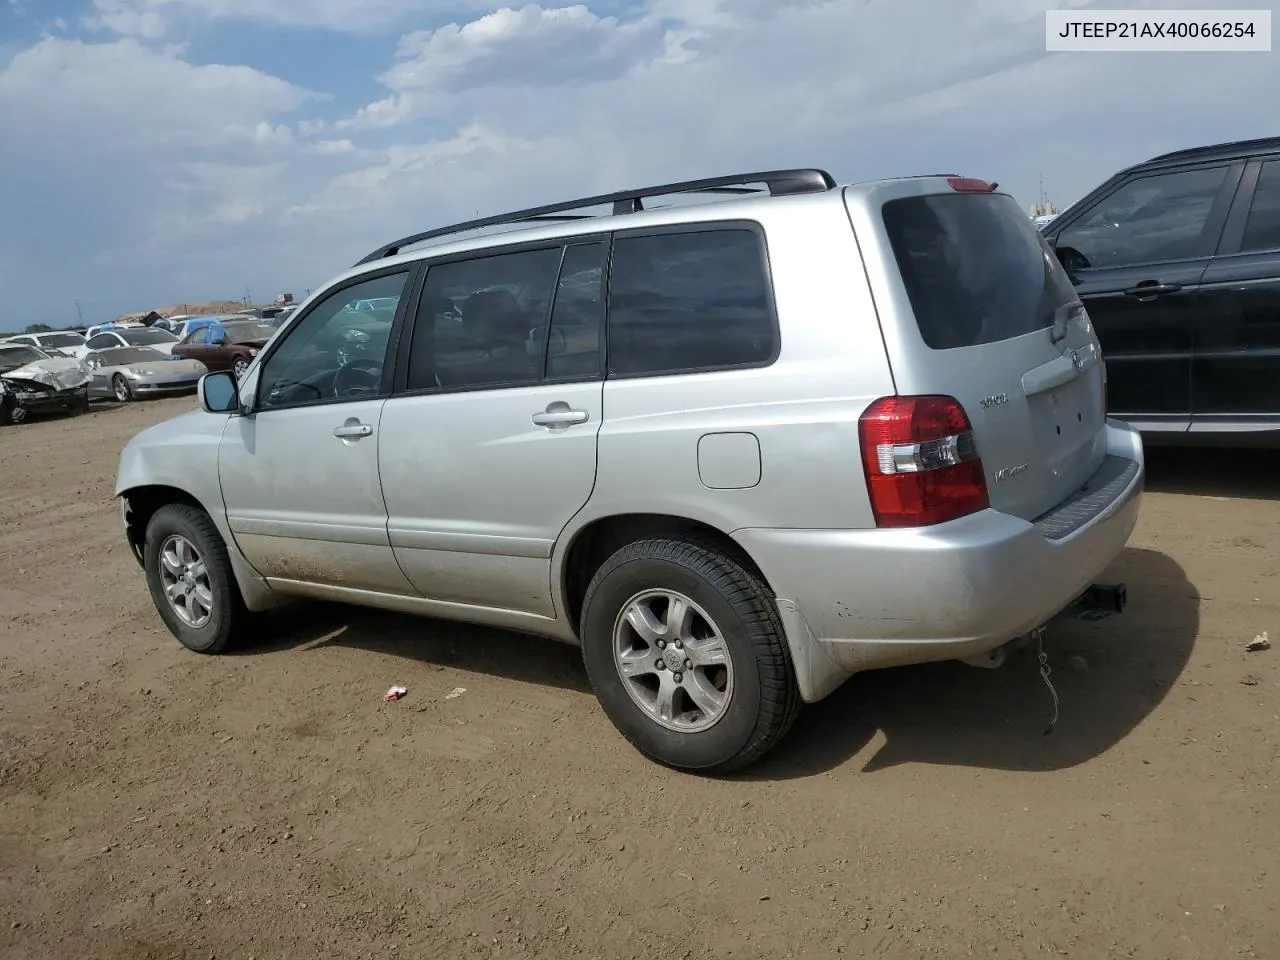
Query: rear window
[[121, 328, 177, 346], [40, 333, 85, 348], [224, 322, 275, 343], [883, 192, 1079, 350]]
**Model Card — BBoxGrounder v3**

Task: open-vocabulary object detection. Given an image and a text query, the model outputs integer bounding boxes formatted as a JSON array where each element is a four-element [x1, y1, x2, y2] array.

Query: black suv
[[1043, 136, 1280, 446]]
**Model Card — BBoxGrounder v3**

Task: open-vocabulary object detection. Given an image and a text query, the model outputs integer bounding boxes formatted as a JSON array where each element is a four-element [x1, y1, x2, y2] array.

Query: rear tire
[[143, 504, 246, 654], [580, 538, 800, 774]]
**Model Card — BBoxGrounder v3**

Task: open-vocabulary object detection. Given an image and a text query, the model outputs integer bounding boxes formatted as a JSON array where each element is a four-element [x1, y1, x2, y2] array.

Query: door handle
[[531, 409, 589, 427], [1123, 282, 1182, 299], [333, 422, 373, 440]]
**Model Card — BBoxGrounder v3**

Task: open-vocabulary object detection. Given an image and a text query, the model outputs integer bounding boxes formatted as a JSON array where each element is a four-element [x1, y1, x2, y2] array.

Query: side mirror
[[1053, 244, 1091, 276], [198, 371, 239, 414]]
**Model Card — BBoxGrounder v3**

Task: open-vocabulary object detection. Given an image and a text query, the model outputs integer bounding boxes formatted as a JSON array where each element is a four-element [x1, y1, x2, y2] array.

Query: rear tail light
[[858, 395, 989, 528]]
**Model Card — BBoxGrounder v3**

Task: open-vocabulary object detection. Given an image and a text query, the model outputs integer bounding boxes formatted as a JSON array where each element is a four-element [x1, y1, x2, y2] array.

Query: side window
[[406, 247, 563, 391], [546, 242, 607, 380], [1241, 161, 1280, 253], [607, 228, 776, 377], [1055, 166, 1229, 269], [86, 334, 115, 350], [258, 271, 410, 409]]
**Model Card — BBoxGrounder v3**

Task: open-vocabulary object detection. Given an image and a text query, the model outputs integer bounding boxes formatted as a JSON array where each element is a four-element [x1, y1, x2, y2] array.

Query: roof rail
[[354, 168, 836, 266], [1146, 136, 1280, 164]]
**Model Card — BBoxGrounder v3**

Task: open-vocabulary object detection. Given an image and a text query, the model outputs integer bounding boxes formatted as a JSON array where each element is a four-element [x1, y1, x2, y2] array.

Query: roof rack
[[354, 168, 836, 266]]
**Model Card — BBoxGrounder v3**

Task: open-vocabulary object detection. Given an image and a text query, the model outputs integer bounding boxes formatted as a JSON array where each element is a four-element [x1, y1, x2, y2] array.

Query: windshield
[[0, 345, 47, 371], [39, 333, 86, 348], [224, 322, 275, 343], [121, 328, 178, 345], [883, 191, 1080, 350], [97, 347, 167, 365]]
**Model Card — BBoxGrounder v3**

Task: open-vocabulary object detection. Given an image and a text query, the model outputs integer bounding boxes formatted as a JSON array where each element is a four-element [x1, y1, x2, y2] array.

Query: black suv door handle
[[1123, 282, 1182, 300]]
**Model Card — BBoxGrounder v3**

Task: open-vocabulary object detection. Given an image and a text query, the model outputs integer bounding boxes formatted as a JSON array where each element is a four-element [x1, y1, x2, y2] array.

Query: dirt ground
[[1, 396, 1277, 960]]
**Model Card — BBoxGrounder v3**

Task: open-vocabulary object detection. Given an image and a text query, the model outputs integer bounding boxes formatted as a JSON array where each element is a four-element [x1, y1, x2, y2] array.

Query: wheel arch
[[119, 484, 211, 568], [118, 483, 284, 613], [557, 512, 772, 639]]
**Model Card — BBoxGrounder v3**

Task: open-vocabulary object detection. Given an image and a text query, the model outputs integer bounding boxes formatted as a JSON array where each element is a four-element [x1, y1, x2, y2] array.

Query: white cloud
[[0, 37, 310, 149], [85, 0, 511, 37], [329, 0, 1276, 206], [340, 4, 662, 130], [0, 37, 322, 314], [2, 0, 1278, 326], [307, 138, 362, 156]]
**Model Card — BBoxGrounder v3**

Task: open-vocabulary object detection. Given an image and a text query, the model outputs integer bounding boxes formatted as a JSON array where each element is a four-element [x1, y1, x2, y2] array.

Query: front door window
[[1055, 166, 1230, 269], [257, 271, 411, 408]]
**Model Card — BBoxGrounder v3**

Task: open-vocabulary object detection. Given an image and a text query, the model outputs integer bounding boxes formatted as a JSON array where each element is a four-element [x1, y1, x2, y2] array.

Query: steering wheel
[[333, 358, 383, 398]]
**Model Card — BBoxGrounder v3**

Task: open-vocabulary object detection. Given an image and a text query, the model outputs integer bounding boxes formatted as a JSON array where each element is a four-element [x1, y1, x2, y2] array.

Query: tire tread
[[581, 536, 801, 774], [145, 504, 246, 654]]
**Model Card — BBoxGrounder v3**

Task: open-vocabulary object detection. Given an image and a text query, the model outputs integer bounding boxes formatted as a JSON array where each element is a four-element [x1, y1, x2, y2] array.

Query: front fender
[[115, 408, 283, 613]]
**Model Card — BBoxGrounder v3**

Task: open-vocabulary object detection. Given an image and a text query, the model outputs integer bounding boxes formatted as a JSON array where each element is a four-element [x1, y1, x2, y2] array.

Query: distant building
[[1028, 174, 1061, 222]]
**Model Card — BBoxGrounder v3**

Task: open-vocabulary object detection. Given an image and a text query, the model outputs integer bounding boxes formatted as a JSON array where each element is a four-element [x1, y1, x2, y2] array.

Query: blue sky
[[1, 0, 1276, 331]]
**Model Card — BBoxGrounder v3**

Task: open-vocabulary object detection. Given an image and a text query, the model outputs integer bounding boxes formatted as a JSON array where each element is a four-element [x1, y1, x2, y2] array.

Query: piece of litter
[[445, 687, 467, 700], [382, 685, 408, 702], [1241, 675, 1261, 686], [1246, 632, 1271, 652]]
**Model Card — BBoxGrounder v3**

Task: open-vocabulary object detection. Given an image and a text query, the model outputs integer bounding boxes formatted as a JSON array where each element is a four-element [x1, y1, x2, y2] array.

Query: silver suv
[[116, 169, 1145, 773]]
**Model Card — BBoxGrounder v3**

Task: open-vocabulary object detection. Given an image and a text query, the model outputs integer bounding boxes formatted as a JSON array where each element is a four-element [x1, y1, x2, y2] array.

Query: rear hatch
[[846, 180, 1108, 521]]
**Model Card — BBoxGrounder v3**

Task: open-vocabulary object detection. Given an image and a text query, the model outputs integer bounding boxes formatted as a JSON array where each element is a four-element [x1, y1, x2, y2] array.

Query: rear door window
[[406, 247, 564, 391], [883, 192, 1080, 350], [1241, 160, 1280, 253]]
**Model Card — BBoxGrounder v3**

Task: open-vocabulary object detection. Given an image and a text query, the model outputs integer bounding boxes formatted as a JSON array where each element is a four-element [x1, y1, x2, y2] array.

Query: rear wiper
[[1050, 300, 1084, 344]]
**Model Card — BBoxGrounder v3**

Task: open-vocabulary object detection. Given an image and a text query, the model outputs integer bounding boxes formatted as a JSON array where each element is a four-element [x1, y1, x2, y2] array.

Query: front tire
[[580, 538, 800, 774], [232, 357, 249, 380], [143, 504, 246, 654], [113, 375, 132, 403]]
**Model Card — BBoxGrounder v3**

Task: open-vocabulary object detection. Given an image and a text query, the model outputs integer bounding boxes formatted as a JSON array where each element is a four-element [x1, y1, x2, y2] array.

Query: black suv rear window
[[883, 192, 1079, 350]]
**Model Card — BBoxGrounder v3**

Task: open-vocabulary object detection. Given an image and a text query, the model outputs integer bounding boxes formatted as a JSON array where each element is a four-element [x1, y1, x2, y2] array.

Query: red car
[[171, 319, 276, 379]]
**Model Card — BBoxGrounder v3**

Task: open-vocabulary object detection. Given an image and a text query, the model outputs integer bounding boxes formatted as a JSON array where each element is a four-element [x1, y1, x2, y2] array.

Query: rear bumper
[[733, 420, 1145, 702]]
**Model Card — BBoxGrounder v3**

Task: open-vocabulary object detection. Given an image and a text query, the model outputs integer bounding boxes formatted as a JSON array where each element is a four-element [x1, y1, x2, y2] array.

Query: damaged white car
[[0, 344, 92, 425]]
